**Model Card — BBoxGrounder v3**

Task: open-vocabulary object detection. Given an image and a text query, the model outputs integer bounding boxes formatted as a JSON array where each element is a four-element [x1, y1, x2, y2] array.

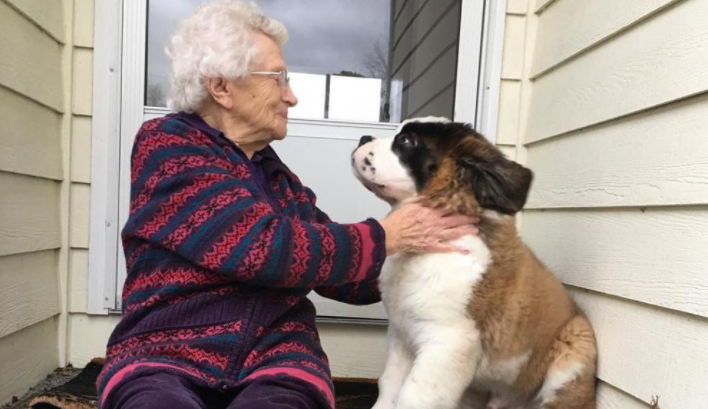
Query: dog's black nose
[[358, 135, 374, 147]]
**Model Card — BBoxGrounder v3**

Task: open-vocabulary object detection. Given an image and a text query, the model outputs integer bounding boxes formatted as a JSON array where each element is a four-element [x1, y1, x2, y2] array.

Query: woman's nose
[[284, 84, 298, 107], [358, 135, 374, 147]]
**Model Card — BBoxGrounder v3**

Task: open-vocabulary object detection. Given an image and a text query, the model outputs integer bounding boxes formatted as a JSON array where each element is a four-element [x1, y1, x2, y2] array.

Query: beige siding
[[0, 1, 64, 112], [569, 288, 708, 407], [0, 173, 62, 256], [0, 251, 60, 338], [534, 0, 558, 13], [531, 0, 680, 78], [0, 88, 63, 180], [4, 0, 65, 43], [500, 15, 526, 80], [523, 208, 708, 318], [495, 8, 528, 158], [496, 79, 522, 146], [597, 382, 651, 409], [0, 318, 60, 405], [69, 249, 89, 313], [68, 0, 95, 318], [526, 0, 708, 143], [69, 183, 91, 249], [72, 48, 94, 116], [319, 324, 387, 378], [71, 116, 92, 183], [498, 146, 517, 161], [510, 0, 708, 407], [68, 314, 120, 366], [73, 0, 94, 48], [526, 94, 708, 209], [506, 0, 528, 15], [0, 0, 67, 403]]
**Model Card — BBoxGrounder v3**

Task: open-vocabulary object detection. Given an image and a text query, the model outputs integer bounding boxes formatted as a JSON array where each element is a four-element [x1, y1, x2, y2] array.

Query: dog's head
[[351, 117, 533, 215]]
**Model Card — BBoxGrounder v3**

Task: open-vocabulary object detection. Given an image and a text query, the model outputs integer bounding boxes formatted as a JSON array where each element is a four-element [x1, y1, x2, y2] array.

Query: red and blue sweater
[[97, 113, 386, 408]]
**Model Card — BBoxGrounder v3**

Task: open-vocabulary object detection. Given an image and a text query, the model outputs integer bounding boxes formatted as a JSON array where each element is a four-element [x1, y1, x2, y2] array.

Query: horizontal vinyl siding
[[0, 87, 63, 180], [0, 1, 65, 404], [0, 318, 60, 405], [4, 0, 66, 43], [566, 288, 708, 407], [526, 0, 708, 143], [531, 0, 681, 78], [520, 0, 708, 407], [0, 250, 60, 339], [0, 172, 62, 256], [0, 1, 64, 112], [525, 93, 708, 209]]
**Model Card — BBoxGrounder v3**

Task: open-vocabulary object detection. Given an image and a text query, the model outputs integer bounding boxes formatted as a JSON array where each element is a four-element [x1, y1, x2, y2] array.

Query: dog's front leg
[[372, 325, 414, 409], [395, 331, 481, 409]]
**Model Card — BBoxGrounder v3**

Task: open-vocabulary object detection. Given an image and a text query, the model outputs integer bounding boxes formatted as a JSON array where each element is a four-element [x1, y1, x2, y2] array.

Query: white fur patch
[[476, 350, 531, 388], [380, 235, 491, 330], [395, 116, 451, 133], [352, 116, 453, 203], [351, 136, 416, 203], [373, 235, 492, 409], [537, 361, 585, 404]]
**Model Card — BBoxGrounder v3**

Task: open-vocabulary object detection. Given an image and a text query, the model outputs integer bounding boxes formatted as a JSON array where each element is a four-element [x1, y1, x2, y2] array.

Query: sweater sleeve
[[305, 188, 384, 305], [122, 125, 386, 289]]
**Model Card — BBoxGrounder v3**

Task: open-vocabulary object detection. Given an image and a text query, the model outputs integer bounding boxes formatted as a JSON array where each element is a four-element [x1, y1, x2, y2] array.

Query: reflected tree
[[146, 83, 167, 107]]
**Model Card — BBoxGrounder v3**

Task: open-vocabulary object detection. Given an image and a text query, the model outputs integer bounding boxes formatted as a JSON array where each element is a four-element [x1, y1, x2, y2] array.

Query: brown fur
[[420, 129, 598, 408]]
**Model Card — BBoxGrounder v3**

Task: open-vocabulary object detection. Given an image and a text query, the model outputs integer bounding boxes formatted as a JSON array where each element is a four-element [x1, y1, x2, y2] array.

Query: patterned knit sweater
[[97, 113, 386, 408]]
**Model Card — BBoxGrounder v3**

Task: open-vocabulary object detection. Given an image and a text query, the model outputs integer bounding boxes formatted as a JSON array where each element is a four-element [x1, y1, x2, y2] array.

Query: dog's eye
[[398, 134, 416, 147]]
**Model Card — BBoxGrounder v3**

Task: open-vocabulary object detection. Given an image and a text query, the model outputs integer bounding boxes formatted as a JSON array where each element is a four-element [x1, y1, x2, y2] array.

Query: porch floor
[[2, 366, 81, 409]]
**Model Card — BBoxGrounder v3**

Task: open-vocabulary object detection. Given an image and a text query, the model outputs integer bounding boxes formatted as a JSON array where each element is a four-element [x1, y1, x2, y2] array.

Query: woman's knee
[[228, 376, 326, 409], [104, 373, 206, 409]]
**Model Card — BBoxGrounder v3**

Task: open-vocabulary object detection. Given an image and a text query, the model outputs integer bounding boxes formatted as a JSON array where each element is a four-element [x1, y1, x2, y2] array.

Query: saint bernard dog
[[351, 117, 597, 409]]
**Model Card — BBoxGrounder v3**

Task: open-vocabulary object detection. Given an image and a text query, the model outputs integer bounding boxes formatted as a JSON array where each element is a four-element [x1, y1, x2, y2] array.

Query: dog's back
[[467, 215, 597, 408]]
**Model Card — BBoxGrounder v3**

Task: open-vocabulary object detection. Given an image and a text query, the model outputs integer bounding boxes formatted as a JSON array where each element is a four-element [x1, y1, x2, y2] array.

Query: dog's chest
[[379, 235, 491, 327]]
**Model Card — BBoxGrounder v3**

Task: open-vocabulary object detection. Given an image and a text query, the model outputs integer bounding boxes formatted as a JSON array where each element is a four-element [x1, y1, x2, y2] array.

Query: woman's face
[[229, 31, 298, 141]]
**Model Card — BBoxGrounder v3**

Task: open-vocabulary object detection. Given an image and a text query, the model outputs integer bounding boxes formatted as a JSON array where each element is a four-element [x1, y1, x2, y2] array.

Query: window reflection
[[146, 0, 461, 122]]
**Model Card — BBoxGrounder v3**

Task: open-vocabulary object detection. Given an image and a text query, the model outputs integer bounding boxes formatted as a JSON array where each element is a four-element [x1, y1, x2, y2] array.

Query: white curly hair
[[166, 0, 288, 112]]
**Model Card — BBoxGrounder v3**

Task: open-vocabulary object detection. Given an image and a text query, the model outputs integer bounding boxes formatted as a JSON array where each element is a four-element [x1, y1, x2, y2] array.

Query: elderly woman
[[97, 2, 477, 409]]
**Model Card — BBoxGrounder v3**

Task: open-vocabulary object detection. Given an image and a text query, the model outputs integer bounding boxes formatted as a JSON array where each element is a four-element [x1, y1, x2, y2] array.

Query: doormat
[[11, 359, 378, 409], [25, 358, 104, 409]]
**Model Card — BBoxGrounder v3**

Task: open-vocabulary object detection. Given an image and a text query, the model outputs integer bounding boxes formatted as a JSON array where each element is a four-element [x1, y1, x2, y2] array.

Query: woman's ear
[[206, 77, 234, 110], [460, 155, 533, 215]]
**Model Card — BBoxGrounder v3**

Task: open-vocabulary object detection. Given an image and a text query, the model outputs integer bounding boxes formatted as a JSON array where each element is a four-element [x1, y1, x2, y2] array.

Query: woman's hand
[[378, 202, 480, 256]]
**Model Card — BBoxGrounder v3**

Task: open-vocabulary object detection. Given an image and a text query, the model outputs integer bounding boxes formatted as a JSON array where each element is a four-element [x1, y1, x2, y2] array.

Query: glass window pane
[[288, 73, 327, 120], [146, 0, 462, 123]]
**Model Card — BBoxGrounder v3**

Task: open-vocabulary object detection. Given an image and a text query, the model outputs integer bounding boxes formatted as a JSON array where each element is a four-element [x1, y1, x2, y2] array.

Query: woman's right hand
[[378, 202, 480, 256]]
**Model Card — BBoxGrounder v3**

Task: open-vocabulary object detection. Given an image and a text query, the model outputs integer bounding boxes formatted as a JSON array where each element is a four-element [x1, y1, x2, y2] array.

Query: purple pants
[[104, 372, 322, 409]]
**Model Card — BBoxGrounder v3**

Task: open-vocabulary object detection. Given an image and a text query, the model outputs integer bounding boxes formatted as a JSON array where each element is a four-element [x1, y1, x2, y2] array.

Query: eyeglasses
[[250, 70, 290, 90]]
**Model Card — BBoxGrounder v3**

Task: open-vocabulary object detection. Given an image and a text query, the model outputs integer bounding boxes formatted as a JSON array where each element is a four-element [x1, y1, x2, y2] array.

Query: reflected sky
[[147, 0, 390, 105]]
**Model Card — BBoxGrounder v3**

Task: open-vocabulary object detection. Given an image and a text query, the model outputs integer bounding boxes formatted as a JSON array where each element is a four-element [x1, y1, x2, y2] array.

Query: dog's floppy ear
[[460, 152, 533, 215]]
